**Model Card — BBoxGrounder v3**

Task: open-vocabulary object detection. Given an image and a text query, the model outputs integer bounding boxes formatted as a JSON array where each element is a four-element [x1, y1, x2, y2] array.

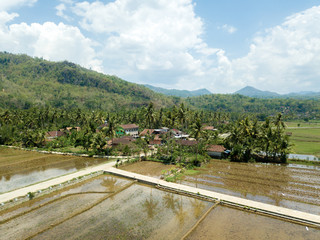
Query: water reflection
[[190, 198, 206, 219], [0, 148, 109, 193], [142, 188, 159, 219], [182, 160, 320, 214]]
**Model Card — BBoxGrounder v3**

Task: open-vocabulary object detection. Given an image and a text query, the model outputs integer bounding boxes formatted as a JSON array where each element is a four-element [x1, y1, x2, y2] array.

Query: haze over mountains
[[235, 86, 320, 99], [143, 84, 211, 98]]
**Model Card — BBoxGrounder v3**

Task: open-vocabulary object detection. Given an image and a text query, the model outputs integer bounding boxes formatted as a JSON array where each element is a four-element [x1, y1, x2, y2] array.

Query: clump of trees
[[225, 113, 290, 163]]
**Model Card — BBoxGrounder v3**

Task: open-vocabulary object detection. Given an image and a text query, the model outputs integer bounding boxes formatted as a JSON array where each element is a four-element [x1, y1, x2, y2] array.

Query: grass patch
[[285, 121, 320, 128], [184, 169, 200, 175], [289, 128, 320, 156], [288, 159, 320, 166]]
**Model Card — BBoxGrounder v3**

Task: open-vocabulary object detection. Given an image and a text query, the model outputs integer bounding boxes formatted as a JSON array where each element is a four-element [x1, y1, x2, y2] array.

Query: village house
[[120, 124, 139, 137], [207, 145, 227, 158], [112, 136, 135, 146], [45, 130, 65, 141]]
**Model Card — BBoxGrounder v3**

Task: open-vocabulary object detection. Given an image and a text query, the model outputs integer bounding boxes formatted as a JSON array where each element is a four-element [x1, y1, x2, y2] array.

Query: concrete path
[[105, 167, 320, 226], [0, 161, 116, 204]]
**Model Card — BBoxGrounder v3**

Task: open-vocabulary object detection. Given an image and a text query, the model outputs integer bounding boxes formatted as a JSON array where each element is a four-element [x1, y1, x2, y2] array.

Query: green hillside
[[0, 52, 178, 110]]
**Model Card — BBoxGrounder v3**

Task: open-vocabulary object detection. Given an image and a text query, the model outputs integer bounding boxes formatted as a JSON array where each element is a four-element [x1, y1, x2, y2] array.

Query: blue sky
[[1, 0, 320, 93]]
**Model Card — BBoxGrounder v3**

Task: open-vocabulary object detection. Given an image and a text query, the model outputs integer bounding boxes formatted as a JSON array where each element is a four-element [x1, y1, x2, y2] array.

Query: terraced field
[[1, 175, 319, 240], [121, 160, 320, 215], [0, 147, 108, 193]]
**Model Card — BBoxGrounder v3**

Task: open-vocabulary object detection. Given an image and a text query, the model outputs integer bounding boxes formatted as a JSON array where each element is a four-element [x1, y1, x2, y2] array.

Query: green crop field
[[286, 127, 320, 157], [285, 121, 320, 128]]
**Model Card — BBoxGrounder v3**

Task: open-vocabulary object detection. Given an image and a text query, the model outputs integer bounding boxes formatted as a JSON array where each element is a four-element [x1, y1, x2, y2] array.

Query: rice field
[[1, 175, 319, 240], [122, 160, 320, 215], [0, 147, 109, 193]]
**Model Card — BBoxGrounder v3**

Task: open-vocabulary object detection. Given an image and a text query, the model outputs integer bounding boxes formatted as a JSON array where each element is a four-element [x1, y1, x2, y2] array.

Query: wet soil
[[1, 174, 319, 240], [0, 175, 213, 240], [121, 160, 320, 215], [0, 147, 109, 192], [119, 161, 175, 178], [186, 205, 320, 240]]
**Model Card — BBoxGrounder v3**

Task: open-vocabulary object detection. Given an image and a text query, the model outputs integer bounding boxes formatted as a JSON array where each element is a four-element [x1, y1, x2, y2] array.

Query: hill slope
[[144, 84, 211, 97], [0, 52, 178, 110]]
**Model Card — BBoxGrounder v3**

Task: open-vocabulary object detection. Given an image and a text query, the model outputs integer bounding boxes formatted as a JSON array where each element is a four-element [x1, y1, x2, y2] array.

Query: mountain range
[[235, 86, 320, 99], [143, 84, 211, 97]]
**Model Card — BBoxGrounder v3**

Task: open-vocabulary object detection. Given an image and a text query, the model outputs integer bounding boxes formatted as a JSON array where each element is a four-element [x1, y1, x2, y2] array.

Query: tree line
[[0, 104, 290, 164]]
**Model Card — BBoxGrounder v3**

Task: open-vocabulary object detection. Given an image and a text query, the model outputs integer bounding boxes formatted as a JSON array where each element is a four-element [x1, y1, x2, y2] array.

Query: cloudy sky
[[1, 0, 320, 93]]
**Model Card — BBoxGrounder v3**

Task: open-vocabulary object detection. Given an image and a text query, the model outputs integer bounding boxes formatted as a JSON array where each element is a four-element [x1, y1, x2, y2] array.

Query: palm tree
[[190, 118, 204, 164], [145, 102, 155, 128], [177, 103, 188, 130]]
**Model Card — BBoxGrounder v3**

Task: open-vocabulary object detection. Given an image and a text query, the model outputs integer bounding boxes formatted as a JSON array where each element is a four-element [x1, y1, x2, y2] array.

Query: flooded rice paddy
[[121, 160, 320, 215], [0, 147, 109, 193], [1, 174, 319, 240]]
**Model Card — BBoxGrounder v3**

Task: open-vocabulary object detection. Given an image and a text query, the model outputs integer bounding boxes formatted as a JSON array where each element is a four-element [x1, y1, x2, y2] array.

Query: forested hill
[[0, 52, 179, 110], [186, 94, 320, 119]]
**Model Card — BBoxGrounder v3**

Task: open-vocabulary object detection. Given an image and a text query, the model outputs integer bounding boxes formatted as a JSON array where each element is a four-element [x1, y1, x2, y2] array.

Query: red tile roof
[[112, 136, 135, 145], [177, 139, 198, 146], [139, 129, 155, 136], [120, 124, 139, 130], [207, 145, 226, 152], [46, 131, 65, 138]]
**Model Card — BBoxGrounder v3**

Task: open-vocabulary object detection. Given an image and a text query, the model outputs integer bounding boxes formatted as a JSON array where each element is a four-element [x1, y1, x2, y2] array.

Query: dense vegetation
[[0, 104, 290, 163], [0, 52, 179, 110], [1, 52, 319, 121], [186, 94, 320, 120]]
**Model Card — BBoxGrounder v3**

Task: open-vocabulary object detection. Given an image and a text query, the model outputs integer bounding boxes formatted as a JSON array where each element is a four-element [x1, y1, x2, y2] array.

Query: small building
[[207, 145, 226, 158], [203, 126, 216, 131], [120, 124, 139, 137], [45, 131, 66, 141], [140, 129, 155, 137], [177, 139, 198, 147], [112, 136, 135, 146]]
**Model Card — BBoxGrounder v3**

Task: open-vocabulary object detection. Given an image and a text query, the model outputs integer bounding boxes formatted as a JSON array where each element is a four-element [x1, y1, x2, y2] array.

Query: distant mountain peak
[[144, 84, 211, 97], [234, 86, 320, 99], [235, 86, 280, 98]]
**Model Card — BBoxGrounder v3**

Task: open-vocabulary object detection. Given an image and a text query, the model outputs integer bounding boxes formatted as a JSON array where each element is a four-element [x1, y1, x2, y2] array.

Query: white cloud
[[1, 0, 319, 94], [216, 5, 320, 93], [0, 11, 19, 26], [0, 20, 102, 71], [0, 0, 37, 11], [218, 24, 237, 34], [56, 3, 72, 21], [72, 0, 217, 85]]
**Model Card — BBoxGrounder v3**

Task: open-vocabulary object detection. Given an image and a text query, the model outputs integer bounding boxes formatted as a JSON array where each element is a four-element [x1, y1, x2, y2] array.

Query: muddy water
[[186, 205, 320, 240], [0, 174, 213, 240], [180, 160, 320, 215], [1, 174, 319, 239], [121, 160, 320, 215], [0, 147, 109, 193], [0, 175, 131, 222]]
